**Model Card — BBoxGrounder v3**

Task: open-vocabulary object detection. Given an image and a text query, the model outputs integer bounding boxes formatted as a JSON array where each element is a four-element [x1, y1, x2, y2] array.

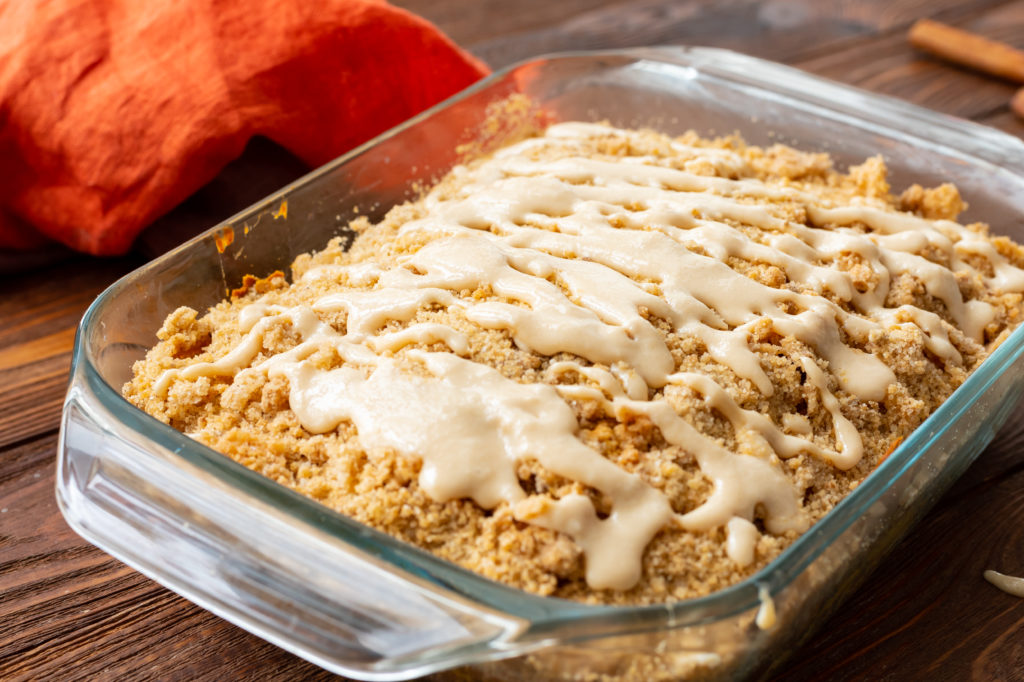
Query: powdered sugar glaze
[[155, 123, 1024, 591]]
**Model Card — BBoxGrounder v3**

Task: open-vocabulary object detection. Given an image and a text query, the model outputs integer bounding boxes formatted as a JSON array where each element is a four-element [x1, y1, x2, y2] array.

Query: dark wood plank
[[794, 7, 1024, 120], [393, 0, 627, 49], [434, 0, 1014, 70], [0, 257, 135, 349], [0, 350, 73, 450], [0, 257, 139, 448]]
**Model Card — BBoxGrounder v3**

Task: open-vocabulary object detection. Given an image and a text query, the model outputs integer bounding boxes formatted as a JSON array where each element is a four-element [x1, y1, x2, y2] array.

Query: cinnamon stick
[[909, 18, 1024, 84]]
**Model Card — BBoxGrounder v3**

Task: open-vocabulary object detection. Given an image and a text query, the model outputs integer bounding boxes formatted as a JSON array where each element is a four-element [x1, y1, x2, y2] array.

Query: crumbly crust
[[124, 126, 1024, 606]]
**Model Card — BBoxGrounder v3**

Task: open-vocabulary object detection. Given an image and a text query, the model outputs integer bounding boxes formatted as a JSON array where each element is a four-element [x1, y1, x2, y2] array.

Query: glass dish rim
[[71, 45, 1024, 635]]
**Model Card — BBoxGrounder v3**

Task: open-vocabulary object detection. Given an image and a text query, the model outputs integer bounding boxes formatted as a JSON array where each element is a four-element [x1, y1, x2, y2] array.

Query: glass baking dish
[[57, 47, 1024, 681]]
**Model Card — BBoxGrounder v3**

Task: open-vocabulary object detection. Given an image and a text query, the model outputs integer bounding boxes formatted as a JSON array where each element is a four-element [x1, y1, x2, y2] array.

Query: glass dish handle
[[56, 369, 527, 680]]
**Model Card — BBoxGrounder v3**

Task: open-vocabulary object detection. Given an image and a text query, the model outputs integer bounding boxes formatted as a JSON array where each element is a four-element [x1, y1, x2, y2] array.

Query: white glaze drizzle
[[153, 122, 1024, 591], [984, 570, 1024, 598], [756, 585, 777, 630], [726, 517, 760, 567]]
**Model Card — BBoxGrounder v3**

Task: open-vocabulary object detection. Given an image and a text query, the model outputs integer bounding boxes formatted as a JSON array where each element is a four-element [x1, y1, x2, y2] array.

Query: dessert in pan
[[123, 121, 1024, 605]]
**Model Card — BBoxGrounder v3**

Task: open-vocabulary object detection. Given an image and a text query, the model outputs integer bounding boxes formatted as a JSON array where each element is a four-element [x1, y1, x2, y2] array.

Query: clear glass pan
[[58, 47, 1024, 681]]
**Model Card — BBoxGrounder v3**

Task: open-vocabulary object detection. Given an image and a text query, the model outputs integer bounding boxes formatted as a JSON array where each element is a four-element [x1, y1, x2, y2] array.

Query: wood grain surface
[[2, 1, 1024, 680]]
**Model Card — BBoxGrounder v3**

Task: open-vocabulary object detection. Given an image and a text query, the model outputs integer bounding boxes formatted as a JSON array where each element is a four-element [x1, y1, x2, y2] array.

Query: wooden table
[[3, 1, 1024, 679]]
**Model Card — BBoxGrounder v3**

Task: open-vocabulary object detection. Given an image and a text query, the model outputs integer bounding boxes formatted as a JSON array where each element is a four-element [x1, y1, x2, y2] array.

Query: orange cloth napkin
[[0, 0, 488, 255]]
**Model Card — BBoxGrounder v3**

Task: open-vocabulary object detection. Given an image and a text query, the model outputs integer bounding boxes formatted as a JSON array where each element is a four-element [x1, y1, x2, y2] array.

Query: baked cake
[[124, 122, 1024, 605]]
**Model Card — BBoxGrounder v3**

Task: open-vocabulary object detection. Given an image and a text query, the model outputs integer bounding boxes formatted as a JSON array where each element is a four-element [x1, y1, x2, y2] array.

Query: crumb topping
[[125, 122, 1024, 605]]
